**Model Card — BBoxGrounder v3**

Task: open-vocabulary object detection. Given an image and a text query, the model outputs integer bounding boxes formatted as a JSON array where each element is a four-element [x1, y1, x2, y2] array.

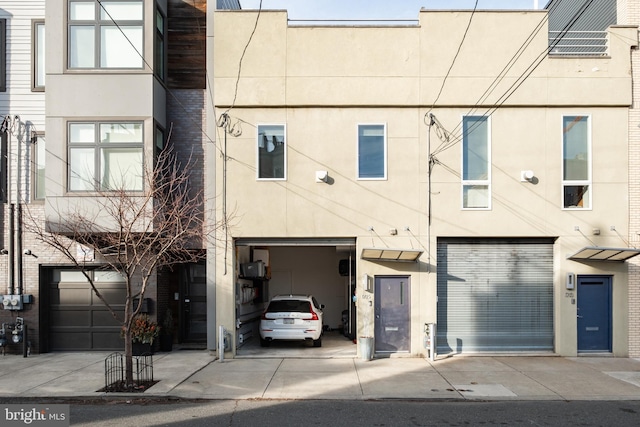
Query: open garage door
[[45, 269, 125, 351], [436, 238, 554, 354], [235, 239, 357, 357]]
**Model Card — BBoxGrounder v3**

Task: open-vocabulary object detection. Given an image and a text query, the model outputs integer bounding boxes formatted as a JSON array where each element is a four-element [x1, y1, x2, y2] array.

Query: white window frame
[[33, 133, 46, 200], [32, 20, 45, 91], [357, 123, 387, 180], [68, 121, 144, 192], [68, 0, 144, 70], [256, 123, 287, 181], [561, 114, 592, 210], [0, 19, 6, 92], [461, 115, 491, 210]]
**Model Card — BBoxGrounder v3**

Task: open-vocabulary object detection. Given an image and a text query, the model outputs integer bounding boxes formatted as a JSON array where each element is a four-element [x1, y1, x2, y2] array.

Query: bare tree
[[25, 144, 214, 388]]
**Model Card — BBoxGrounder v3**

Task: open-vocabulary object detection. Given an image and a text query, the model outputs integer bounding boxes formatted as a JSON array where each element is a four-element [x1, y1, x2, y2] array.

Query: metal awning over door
[[568, 246, 640, 262], [436, 238, 554, 353]]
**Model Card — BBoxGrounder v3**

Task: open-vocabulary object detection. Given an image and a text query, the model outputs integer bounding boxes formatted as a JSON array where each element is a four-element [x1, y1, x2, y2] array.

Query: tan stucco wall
[[212, 9, 637, 357]]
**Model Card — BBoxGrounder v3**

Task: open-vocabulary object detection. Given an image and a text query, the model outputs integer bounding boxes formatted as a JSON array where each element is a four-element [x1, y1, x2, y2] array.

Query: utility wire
[[224, 0, 263, 116], [430, 0, 595, 156], [427, 0, 479, 116]]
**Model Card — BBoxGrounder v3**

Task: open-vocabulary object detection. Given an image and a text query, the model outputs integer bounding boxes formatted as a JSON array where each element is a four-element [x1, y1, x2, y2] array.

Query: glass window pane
[[70, 1, 95, 20], [564, 185, 590, 209], [101, 147, 143, 190], [70, 148, 95, 191], [35, 23, 45, 88], [36, 136, 46, 199], [156, 10, 164, 33], [69, 26, 95, 68], [463, 185, 489, 209], [100, 1, 143, 21], [463, 117, 488, 181], [95, 271, 126, 282], [258, 125, 285, 179], [100, 26, 142, 68], [358, 124, 385, 179], [100, 123, 143, 143], [563, 116, 588, 181], [70, 123, 96, 143]]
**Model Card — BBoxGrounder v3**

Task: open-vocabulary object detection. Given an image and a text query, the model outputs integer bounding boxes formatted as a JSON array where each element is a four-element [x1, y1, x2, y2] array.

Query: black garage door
[[48, 269, 125, 351]]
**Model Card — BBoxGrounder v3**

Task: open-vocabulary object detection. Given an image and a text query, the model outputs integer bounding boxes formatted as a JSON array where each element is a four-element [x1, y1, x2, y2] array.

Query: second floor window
[[462, 116, 490, 209], [68, 122, 143, 192], [358, 124, 386, 180], [257, 124, 286, 180], [562, 115, 591, 209], [68, 0, 143, 69]]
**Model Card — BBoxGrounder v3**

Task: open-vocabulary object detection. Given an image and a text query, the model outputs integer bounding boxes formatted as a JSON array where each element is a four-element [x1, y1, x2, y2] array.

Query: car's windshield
[[267, 300, 312, 313]]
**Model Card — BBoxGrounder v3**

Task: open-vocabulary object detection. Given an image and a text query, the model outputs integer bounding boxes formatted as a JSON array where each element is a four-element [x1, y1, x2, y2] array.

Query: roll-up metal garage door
[[436, 238, 554, 353]]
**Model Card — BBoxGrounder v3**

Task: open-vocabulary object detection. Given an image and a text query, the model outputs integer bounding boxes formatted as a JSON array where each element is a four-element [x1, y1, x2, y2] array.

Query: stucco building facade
[[210, 8, 638, 358]]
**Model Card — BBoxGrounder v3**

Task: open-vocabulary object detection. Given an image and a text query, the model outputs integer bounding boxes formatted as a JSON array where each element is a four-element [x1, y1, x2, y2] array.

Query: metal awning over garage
[[568, 246, 640, 262], [361, 248, 423, 262]]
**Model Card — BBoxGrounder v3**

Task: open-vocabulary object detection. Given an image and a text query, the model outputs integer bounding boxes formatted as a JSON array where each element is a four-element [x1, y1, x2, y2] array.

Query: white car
[[260, 295, 324, 347]]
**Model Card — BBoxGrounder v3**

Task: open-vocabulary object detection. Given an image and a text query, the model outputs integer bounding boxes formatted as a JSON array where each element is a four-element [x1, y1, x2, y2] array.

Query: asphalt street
[[65, 399, 640, 427]]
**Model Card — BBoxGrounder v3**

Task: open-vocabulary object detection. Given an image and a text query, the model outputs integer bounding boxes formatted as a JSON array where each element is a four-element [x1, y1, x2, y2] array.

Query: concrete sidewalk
[[2, 350, 640, 401]]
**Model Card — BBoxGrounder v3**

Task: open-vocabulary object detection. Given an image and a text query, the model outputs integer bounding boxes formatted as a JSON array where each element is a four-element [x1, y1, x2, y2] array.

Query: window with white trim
[[562, 115, 591, 209], [0, 19, 6, 92], [257, 124, 286, 180], [33, 134, 46, 200], [68, 0, 143, 69], [33, 20, 45, 91], [462, 116, 490, 209], [68, 122, 143, 191], [357, 124, 386, 180]]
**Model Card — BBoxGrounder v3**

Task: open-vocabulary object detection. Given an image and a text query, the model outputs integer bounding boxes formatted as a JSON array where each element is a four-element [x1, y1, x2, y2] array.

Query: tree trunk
[[124, 328, 134, 387]]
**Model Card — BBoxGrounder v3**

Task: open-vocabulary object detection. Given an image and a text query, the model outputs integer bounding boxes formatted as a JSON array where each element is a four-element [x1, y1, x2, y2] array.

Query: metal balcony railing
[[548, 31, 608, 56]]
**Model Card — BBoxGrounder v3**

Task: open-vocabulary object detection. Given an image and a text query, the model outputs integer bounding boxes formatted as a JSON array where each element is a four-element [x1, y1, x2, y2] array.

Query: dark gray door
[[577, 275, 612, 352], [374, 276, 410, 353], [181, 264, 207, 342]]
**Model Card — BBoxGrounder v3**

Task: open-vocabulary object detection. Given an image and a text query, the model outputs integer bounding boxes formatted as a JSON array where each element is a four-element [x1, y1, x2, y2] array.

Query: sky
[[238, 1, 545, 21]]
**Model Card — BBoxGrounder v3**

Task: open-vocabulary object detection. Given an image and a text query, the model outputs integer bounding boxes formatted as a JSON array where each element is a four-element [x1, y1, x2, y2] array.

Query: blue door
[[577, 276, 612, 352]]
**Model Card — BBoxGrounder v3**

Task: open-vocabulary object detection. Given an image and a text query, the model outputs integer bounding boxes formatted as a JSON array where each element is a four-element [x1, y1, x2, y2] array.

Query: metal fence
[[549, 31, 608, 56], [104, 352, 154, 392]]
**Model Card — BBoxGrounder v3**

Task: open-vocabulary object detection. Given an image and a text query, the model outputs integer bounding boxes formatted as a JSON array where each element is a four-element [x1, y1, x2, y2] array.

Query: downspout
[[6, 121, 14, 296], [17, 203, 23, 295]]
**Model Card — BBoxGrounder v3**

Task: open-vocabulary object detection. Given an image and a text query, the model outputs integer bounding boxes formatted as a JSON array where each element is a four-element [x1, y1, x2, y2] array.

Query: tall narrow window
[[462, 116, 490, 209], [357, 124, 386, 180], [562, 115, 591, 209], [0, 130, 7, 201], [155, 8, 165, 80], [33, 134, 46, 200], [69, 121, 144, 191], [0, 19, 6, 92], [33, 20, 45, 91], [68, 0, 143, 69], [257, 124, 286, 180]]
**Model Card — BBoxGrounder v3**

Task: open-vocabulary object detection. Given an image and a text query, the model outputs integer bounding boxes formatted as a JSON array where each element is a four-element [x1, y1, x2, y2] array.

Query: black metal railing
[[104, 352, 154, 392]]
